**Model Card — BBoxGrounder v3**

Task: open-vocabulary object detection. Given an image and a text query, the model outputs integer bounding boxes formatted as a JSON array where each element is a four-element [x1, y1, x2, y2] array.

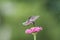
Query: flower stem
[[34, 34, 36, 40], [32, 33, 36, 40]]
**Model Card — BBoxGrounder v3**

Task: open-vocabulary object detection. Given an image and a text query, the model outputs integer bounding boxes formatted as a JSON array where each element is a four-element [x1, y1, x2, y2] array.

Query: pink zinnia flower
[[25, 27, 43, 34]]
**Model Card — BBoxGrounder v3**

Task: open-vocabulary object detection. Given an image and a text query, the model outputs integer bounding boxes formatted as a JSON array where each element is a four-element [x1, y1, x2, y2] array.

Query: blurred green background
[[0, 0, 60, 40]]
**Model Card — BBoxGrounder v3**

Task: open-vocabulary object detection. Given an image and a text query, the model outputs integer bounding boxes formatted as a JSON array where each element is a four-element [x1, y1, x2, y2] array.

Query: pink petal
[[25, 29, 32, 34], [30, 27, 43, 33]]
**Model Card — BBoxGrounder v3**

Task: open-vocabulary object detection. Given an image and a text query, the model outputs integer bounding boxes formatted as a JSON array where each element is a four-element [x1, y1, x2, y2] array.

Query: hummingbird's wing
[[29, 16, 40, 22]]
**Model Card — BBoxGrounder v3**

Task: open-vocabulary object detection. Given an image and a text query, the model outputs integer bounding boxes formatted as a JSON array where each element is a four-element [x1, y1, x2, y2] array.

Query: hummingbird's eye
[[28, 16, 32, 19]]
